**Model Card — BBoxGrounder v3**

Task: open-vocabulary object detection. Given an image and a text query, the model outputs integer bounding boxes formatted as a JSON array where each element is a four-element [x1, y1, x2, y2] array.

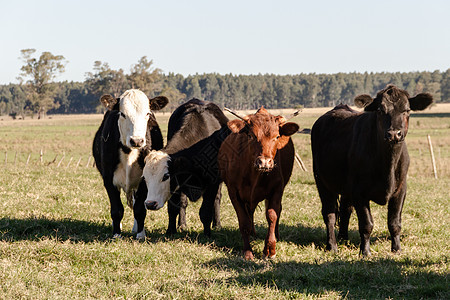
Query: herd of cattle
[[92, 85, 433, 259]]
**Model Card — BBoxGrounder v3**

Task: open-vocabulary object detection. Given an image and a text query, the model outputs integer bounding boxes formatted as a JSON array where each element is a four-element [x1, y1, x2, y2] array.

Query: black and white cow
[[92, 89, 168, 238], [139, 99, 228, 234], [141, 125, 231, 236]]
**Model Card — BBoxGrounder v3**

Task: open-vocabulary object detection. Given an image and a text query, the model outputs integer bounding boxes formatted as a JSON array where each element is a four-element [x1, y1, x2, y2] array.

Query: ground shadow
[[0, 217, 112, 242], [200, 256, 448, 299], [143, 220, 393, 258]]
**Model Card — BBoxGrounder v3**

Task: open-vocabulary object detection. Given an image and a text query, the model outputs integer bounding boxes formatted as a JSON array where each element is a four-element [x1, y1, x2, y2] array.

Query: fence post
[[427, 135, 438, 179], [40, 149, 43, 164], [295, 152, 308, 172], [57, 155, 65, 168], [66, 157, 73, 169], [14, 152, 17, 165], [76, 157, 82, 169], [86, 156, 91, 168], [4, 151, 7, 165]]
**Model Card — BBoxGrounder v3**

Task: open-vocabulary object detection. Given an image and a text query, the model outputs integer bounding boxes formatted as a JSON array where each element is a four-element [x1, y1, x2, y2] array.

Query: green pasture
[[0, 110, 448, 299]]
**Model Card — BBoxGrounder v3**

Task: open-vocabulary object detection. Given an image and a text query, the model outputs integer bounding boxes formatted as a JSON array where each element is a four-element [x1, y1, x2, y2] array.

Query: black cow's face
[[355, 85, 433, 144]]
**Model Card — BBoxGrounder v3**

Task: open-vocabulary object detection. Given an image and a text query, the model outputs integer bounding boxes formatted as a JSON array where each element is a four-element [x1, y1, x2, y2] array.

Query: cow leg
[[263, 196, 282, 259], [177, 193, 188, 231], [337, 196, 353, 241], [354, 200, 373, 256], [388, 184, 406, 252], [316, 179, 338, 251], [167, 193, 181, 235], [133, 181, 147, 240], [212, 183, 222, 230], [104, 180, 124, 237], [229, 189, 254, 260], [199, 184, 219, 237]]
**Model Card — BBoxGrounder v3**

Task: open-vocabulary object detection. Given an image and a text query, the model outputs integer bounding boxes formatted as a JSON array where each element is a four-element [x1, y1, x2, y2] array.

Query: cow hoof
[[136, 230, 146, 241], [264, 253, 276, 260], [326, 244, 338, 252], [178, 224, 187, 231], [112, 233, 122, 239], [165, 228, 177, 236], [131, 219, 138, 234], [243, 250, 254, 261]]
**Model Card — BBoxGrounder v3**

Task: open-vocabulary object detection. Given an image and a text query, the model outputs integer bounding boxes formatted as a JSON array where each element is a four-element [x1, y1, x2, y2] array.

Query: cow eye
[[162, 173, 170, 182], [120, 112, 126, 119]]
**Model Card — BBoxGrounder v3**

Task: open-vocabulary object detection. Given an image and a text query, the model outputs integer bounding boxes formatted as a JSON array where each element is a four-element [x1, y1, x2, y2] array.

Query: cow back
[[165, 98, 228, 154]]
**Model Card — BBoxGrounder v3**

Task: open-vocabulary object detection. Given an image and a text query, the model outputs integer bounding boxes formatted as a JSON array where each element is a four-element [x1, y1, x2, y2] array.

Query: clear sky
[[1, 0, 449, 84]]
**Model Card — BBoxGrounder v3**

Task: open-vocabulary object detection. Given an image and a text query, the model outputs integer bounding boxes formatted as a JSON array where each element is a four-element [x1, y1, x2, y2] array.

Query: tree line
[[0, 49, 448, 118]]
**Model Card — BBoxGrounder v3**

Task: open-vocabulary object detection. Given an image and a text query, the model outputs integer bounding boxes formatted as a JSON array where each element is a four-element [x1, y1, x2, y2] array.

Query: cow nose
[[385, 130, 403, 143], [130, 137, 144, 148], [145, 200, 159, 210], [255, 156, 274, 172]]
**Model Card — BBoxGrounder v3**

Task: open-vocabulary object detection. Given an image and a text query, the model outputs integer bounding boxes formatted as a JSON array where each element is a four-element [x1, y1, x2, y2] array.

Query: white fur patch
[[113, 148, 142, 193], [142, 151, 172, 210]]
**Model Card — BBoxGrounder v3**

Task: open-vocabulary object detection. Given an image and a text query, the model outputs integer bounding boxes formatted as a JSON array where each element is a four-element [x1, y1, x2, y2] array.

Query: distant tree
[[128, 56, 163, 97], [85, 61, 129, 102], [441, 69, 450, 102], [160, 85, 186, 112], [18, 49, 67, 118]]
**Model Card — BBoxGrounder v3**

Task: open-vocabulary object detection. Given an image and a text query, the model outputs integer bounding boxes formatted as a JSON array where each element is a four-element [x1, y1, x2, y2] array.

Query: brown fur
[[218, 108, 298, 260]]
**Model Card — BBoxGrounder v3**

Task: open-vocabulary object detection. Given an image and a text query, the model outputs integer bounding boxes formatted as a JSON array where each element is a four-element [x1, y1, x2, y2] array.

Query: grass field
[[0, 105, 448, 299]]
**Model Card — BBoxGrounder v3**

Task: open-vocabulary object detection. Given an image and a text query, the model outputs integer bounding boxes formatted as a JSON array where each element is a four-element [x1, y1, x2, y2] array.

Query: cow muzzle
[[255, 156, 274, 172], [144, 200, 162, 210], [385, 130, 404, 143], [130, 136, 145, 148]]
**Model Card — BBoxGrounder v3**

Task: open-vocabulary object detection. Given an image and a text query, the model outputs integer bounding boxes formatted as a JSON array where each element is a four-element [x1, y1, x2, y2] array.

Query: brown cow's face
[[355, 85, 433, 144], [228, 107, 299, 172]]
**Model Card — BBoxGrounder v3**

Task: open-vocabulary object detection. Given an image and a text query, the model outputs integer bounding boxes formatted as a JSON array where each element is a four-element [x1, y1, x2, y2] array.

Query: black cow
[[138, 99, 228, 235], [92, 89, 168, 238], [311, 84, 433, 255]]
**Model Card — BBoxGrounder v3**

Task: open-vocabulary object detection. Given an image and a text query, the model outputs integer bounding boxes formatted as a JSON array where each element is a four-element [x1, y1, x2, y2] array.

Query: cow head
[[142, 151, 171, 210], [355, 85, 433, 144], [100, 89, 168, 148], [228, 107, 299, 172]]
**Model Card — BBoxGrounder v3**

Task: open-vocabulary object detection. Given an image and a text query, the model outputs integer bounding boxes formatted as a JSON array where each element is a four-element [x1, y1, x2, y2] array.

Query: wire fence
[[2, 149, 95, 169]]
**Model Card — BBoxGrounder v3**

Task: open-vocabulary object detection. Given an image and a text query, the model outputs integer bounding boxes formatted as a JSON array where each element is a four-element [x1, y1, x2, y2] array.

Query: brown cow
[[218, 107, 299, 260]]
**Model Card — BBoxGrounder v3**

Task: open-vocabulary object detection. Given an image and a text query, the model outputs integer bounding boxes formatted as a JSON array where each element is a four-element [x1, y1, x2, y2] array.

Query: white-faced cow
[[311, 84, 433, 255], [218, 107, 299, 260], [92, 89, 168, 238], [141, 99, 228, 235]]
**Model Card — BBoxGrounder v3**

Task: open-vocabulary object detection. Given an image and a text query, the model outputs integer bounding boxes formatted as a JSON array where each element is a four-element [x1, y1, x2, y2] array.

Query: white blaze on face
[[142, 151, 171, 210], [118, 89, 151, 148]]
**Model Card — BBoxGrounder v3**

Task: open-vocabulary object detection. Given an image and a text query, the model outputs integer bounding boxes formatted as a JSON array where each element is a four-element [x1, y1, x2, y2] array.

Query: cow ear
[[100, 94, 118, 111], [354, 94, 373, 109], [228, 119, 246, 133], [149, 96, 169, 110], [409, 93, 433, 111], [279, 122, 299, 136]]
